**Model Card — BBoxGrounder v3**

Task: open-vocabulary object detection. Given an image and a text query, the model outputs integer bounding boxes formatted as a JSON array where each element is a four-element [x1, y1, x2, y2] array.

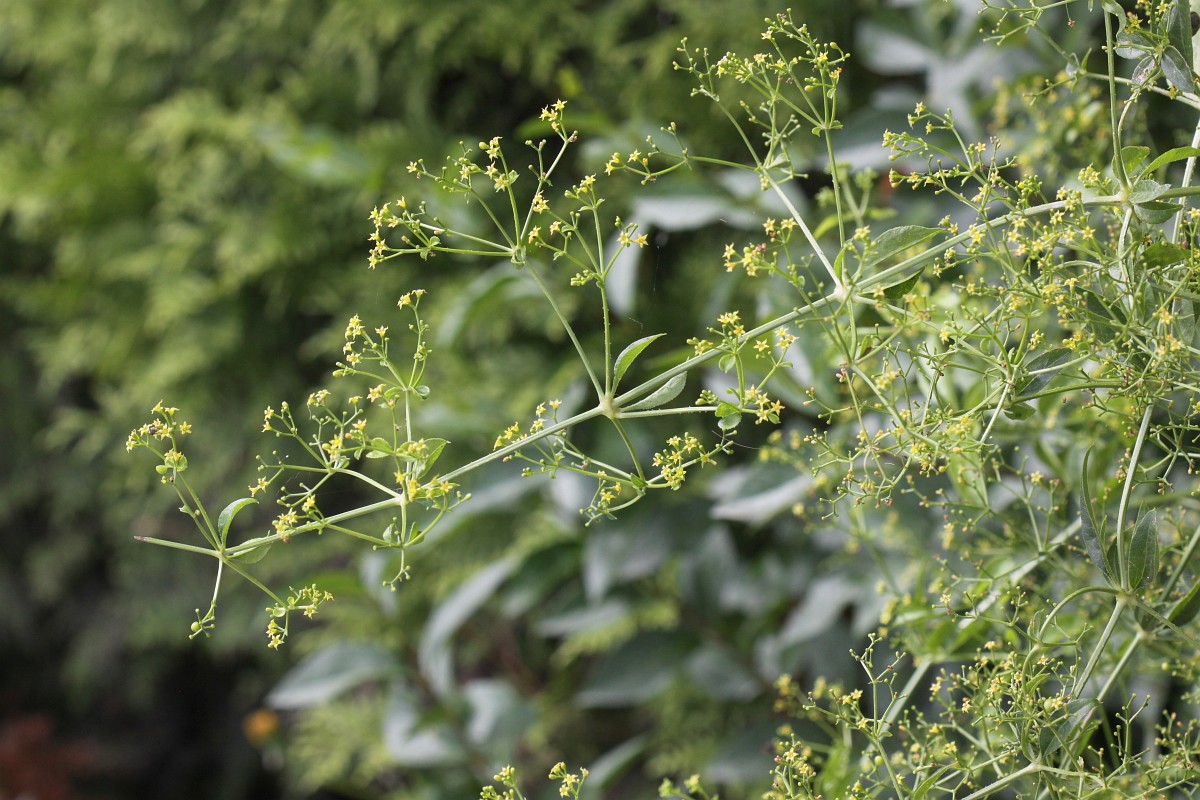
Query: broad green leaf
[[1142, 242, 1190, 268], [613, 334, 666, 388], [1162, 46, 1196, 92], [1129, 511, 1159, 591], [217, 497, 257, 547], [715, 401, 741, 431], [623, 373, 686, 411], [364, 436, 393, 458], [1114, 28, 1154, 58], [1080, 450, 1113, 583], [267, 642, 399, 709], [1144, 146, 1200, 175], [883, 267, 925, 301], [1134, 199, 1180, 225], [864, 225, 941, 270], [1003, 401, 1036, 420], [1119, 145, 1151, 177], [1016, 347, 1072, 398], [1129, 178, 1168, 204]]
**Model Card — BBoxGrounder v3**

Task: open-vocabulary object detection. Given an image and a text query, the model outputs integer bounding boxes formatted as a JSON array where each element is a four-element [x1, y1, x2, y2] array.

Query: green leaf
[[883, 267, 925, 301], [383, 685, 464, 766], [576, 630, 696, 707], [1134, 199, 1180, 225], [414, 437, 448, 478], [1128, 511, 1159, 591], [419, 559, 514, 696], [715, 401, 742, 431], [1119, 145, 1151, 177], [1167, 0, 1195, 74], [1142, 242, 1190, 268], [947, 452, 988, 509], [864, 225, 941, 270], [1115, 28, 1155, 58], [267, 642, 399, 709], [613, 334, 666, 388], [1162, 46, 1196, 92], [1129, 178, 1168, 204], [1169, 576, 1200, 627], [1080, 451, 1113, 583], [1144, 146, 1200, 175], [231, 535, 274, 563], [1003, 401, 1036, 420], [217, 497, 257, 547], [1016, 347, 1072, 398], [365, 436, 393, 458], [623, 373, 686, 412], [1101, 0, 1127, 32], [1178, 297, 1197, 346]]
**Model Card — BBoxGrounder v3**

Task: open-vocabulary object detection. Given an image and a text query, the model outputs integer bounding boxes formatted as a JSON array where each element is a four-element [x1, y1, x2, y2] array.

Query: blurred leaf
[[267, 642, 399, 709], [382, 683, 463, 767], [419, 558, 515, 696], [576, 631, 697, 708]]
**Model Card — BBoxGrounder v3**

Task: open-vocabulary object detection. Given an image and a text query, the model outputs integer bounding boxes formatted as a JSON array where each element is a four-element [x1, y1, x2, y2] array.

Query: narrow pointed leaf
[[864, 225, 941, 270], [623, 373, 686, 412], [613, 334, 666, 388], [1016, 347, 1072, 398], [1080, 451, 1112, 583], [1128, 511, 1159, 591], [218, 497, 258, 547], [1144, 146, 1200, 175], [1168, 577, 1200, 627], [883, 267, 925, 301]]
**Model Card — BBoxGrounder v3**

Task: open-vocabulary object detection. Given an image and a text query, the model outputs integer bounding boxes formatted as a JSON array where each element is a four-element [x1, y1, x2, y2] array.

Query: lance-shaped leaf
[[1128, 511, 1159, 591], [1144, 146, 1200, 175], [883, 267, 925, 301], [1167, 0, 1194, 73], [218, 497, 258, 547], [863, 225, 941, 270], [1080, 451, 1113, 584], [1169, 577, 1200, 627], [623, 373, 686, 412], [613, 334, 666, 389], [1016, 347, 1072, 399]]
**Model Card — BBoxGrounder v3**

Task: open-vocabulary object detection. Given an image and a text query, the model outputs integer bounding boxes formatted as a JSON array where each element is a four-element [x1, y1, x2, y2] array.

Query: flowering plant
[[128, 4, 1200, 796]]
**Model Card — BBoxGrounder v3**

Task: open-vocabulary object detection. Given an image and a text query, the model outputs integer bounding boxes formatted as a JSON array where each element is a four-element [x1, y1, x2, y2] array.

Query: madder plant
[[129, 2, 1200, 797]]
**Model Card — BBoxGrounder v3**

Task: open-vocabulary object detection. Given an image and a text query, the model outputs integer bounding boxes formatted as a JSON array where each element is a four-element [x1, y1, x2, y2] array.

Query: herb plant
[[128, 2, 1200, 797]]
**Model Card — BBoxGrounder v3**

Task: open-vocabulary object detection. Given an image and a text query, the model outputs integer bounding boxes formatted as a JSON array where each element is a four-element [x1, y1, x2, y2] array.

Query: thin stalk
[[1115, 406, 1153, 588]]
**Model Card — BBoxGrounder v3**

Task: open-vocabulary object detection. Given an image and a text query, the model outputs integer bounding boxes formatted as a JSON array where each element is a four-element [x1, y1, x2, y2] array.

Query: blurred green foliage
[[0, 0, 1084, 797]]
